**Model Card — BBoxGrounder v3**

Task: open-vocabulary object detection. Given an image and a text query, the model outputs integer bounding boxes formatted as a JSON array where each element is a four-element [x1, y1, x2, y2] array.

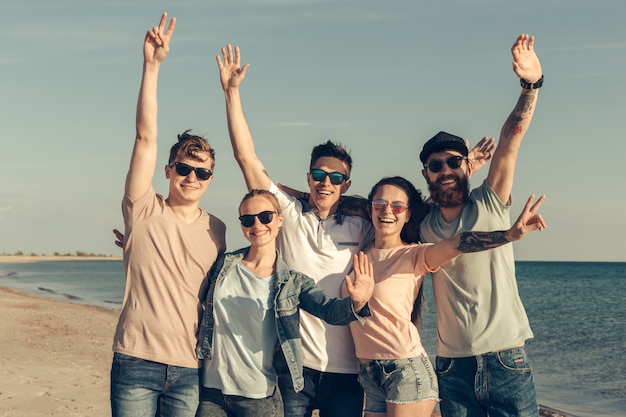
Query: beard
[[427, 173, 470, 208]]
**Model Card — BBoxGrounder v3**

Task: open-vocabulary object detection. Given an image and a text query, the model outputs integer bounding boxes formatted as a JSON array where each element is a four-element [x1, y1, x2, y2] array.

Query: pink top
[[346, 243, 438, 360]]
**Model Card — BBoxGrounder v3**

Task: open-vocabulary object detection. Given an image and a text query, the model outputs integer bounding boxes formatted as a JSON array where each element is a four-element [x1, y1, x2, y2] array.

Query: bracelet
[[520, 74, 543, 89]]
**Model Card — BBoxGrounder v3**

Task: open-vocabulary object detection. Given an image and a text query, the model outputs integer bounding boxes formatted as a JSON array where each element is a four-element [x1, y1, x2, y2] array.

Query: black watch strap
[[520, 74, 543, 89]]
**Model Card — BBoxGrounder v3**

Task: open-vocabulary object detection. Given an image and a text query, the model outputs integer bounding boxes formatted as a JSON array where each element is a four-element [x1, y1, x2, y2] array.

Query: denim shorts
[[358, 354, 439, 413]]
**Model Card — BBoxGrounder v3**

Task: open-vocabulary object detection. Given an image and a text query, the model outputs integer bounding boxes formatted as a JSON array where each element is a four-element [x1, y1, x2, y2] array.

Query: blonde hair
[[239, 189, 281, 214]]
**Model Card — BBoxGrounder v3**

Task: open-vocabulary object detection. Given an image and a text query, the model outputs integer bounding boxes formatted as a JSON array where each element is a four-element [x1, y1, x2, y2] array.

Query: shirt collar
[[298, 196, 345, 225]]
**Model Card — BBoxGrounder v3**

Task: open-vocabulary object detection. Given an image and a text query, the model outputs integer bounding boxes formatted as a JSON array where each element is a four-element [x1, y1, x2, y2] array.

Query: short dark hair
[[168, 130, 216, 169], [309, 140, 353, 176]]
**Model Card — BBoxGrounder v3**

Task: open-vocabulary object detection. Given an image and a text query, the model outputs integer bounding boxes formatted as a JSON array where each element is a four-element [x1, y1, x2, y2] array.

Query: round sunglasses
[[169, 162, 213, 181], [371, 199, 409, 214], [424, 156, 467, 173], [239, 211, 277, 227], [309, 168, 349, 185]]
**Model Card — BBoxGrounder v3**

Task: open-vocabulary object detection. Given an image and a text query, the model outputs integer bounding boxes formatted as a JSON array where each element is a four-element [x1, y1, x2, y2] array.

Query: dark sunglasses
[[169, 162, 213, 181], [239, 211, 277, 227], [424, 156, 467, 173], [309, 168, 349, 185], [371, 199, 409, 214]]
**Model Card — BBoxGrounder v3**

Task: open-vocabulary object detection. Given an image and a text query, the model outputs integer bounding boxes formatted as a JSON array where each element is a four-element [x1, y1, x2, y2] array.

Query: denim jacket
[[196, 246, 370, 392]]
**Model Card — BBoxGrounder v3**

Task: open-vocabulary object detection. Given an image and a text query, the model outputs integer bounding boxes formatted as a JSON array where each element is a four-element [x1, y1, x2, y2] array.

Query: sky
[[1, 0, 625, 262]]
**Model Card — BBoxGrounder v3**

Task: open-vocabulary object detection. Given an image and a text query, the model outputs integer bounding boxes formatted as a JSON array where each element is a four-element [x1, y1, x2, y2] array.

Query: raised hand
[[217, 44, 250, 91], [511, 34, 542, 83], [144, 12, 176, 65], [507, 194, 547, 241], [113, 229, 125, 249], [467, 136, 495, 174], [344, 252, 374, 312]]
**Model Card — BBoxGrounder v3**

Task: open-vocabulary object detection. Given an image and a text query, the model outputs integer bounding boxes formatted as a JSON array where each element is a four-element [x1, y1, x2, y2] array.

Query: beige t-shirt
[[113, 187, 226, 368], [346, 243, 437, 360]]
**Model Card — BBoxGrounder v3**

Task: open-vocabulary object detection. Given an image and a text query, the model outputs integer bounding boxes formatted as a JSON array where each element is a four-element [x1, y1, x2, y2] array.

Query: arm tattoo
[[515, 90, 537, 114], [502, 91, 537, 137], [457, 231, 509, 253]]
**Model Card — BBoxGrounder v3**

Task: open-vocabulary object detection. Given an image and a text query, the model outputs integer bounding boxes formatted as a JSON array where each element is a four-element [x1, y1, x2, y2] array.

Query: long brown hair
[[368, 176, 430, 327]]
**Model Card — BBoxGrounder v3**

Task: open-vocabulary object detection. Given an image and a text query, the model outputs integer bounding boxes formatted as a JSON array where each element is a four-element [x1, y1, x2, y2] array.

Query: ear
[[341, 179, 352, 194], [276, 213, 284, 228], [165, 164, 172, 179], [421, 168, 428, 182]]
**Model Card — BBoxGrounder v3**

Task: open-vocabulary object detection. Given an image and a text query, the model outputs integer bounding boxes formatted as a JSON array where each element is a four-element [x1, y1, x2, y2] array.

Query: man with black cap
[[419, 34, 544, 417]]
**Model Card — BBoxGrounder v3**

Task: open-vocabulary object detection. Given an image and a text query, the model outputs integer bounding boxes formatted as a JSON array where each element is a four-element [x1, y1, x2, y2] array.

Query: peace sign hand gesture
[[144, 12, 176, 65], [507, 194, 547, 242]]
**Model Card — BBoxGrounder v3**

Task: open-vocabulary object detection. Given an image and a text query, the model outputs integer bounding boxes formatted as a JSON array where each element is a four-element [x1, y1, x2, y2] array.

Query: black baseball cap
[[419, 131, 468, 163]]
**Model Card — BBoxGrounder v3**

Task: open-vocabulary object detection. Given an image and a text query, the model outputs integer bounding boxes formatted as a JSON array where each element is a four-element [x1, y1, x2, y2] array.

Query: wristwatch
[[520, 75, 543, 89]]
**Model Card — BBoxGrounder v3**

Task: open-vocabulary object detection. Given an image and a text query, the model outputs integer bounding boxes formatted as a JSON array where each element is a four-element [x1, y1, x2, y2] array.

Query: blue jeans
[[435, 347, 539, 417], [277, 366, 363, 417], [197, 386, 283, 417], [110, 353, 201, 417]]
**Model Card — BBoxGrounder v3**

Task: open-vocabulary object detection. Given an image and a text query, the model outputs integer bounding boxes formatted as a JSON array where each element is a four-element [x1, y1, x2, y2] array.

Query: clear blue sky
[[1, 0, 625, 261]]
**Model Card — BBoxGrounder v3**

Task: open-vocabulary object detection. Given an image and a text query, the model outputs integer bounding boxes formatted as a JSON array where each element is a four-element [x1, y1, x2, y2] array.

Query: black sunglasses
[[424, 156, 467, 173], [309, 168, 349, 185], [239, 211, 277, 227], [169, 162, 213, 181]]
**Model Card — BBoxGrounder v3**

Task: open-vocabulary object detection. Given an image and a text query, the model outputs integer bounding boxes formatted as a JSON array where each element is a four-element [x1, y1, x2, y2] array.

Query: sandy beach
[[0, 286, 117, 417]]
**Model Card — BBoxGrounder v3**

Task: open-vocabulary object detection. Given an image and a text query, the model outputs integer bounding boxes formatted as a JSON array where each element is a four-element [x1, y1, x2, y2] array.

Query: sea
[[0, 260, 624, 417]]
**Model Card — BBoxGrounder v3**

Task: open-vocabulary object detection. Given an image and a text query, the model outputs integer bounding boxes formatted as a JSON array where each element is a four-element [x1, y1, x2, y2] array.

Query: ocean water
[[0, 260, 624, 417]]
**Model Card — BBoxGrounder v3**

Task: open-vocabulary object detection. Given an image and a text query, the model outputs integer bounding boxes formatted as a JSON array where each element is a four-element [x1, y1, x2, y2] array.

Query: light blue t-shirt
[[203, 263, 278, 398], [420, 180, 533, 358]]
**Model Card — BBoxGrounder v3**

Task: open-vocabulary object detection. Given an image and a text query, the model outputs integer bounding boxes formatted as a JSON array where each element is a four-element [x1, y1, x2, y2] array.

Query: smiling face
[[306, 156, 351, 219], [165, 152, 214, 205], [239, 194, 283, 249], [370, 184, 411, 246], [421, 150, 470, 208]]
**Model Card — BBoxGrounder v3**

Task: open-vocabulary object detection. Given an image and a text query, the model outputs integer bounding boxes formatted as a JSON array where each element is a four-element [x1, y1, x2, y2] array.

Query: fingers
[[521, 194, 547, 231], [235, 45, 241, 67], [472, 137, 487, 149], [148, 13, 175, 46], [351, 252, 372, 278], [165, 16, 176, 38], [524, 194, 546, 214], [158, 12, 167, 32], [534, 213, 547, 231]]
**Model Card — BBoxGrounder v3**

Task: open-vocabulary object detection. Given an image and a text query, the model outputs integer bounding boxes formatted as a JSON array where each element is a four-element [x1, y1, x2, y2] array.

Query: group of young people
[[110, 12, 546, 417]]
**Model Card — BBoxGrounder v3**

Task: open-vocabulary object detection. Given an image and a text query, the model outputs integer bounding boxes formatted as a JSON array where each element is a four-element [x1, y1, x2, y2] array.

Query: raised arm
[[424, 194, 546, 268], [487, 34, 542, 203], [125, 13, 176, 201], [217, 45, 271, 191]]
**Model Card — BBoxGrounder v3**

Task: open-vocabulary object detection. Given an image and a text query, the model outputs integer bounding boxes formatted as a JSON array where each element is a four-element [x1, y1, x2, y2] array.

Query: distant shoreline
[[0, 255, 122, 264]]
